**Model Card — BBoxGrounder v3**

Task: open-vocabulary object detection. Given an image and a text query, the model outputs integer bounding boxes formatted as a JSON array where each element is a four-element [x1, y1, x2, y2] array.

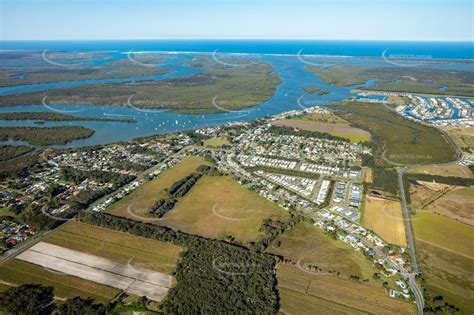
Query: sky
[[1, 0, 472, 41]]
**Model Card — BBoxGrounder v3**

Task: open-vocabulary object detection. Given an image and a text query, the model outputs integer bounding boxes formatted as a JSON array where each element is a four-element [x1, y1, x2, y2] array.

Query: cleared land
[[43, 221, 183, 274], [364, 168, 373, 184], [330, 101, 456, 165], [277, 264, 415, 315], [412, 211, 474, 314], [16, 242, 172, 301], [267, 222, 378, 283], [107, 156, 212, 220], [409, 163, 472, 179], [272, 120, 370, 143], [0, 259, 120, 304], [203, 137, 230, 147], [0, 126, 94, 146], [362, 195, 407, 247], [409, 181, 474, 226], [0, 60, 281, 114], [161, 175, 289, 244]]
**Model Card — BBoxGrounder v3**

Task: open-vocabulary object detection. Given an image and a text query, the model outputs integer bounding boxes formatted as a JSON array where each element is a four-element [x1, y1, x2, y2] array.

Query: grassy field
[[409, 163, 472, 179], [412, 211, 474, 314], [446, 127, 474, 151], [43, 221, 183, 274], [161, 175, 289, 244], [267, 222, 381, 283], [409, 182, 473, 226], [0, 60, 282, 114], [107, 156, 212, 219], [363, 168, 373, 183], [203, 137, 230, 147], [330, 101, 456, 165], [0, 259, 120, 304], [276, 264, 415, 315], [277, 111, 371, 143], [362, 196, 407, 247], [0, 126, 94, 146]]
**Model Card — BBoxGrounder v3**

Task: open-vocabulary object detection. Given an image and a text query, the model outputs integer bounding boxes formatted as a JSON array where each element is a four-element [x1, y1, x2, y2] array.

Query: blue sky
[[1, 0, 472, 41]]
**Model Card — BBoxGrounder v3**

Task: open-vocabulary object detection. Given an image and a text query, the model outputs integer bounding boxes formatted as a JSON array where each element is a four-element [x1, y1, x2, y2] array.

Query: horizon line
[[1, 38, 473, 43]]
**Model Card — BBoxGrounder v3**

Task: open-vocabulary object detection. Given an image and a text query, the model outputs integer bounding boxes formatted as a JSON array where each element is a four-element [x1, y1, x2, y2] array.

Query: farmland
[[43, 221, 183, 274], [0, 221, 184, 304], [276, 264, 415, 315], [107, 156, 212, 220], [412, 211, 474, 314], [161, 175, 289, 244], [362, 196, 407, 246], [0, 259, 120, 304], [330, 101, 456, 165]]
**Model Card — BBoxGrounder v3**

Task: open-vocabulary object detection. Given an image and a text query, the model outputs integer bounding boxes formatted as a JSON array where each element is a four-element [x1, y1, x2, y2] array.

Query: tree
[[59, 297, 106, 315], [0, 284, 55, 315]]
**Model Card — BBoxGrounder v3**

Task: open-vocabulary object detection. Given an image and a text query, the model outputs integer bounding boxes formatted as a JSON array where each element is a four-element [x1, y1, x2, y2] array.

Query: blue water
[[0, 40, 472, 148], [1, 40, 473, 59]]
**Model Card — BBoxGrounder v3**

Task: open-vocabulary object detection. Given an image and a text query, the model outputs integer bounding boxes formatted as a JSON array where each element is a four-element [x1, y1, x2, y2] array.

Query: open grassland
[[0, 60, 281, 114], [409, 163, 472, 179], [446, 127, 474, 151], [161, 175, 289, 244], [0, 126, 94, 146], [276, 264, 415, 315], [43, 221, 183, 274], [267, 222, 377, 283], [0, 259, 120, 304], [330, 101, 456, 165], [307, 65, 474, 97], [203, 137, 230, 147], [412, 211, 474, 314], [362, 196, 407, 247], [107, 156, 212, 219], [409, 182, 474, 226], [272, 119, 370, 143]]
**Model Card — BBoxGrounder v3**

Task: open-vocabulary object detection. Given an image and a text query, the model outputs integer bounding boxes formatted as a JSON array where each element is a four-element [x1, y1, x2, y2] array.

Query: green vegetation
[[406, 173, 474, 187], [203, 137, 230, 147], [79, 211, 279, 314], [0, 259, 120, 304], [0, 112, 135, 123], [0, 126, 94, 146], [107, 156, 212, 219], [0, 58, 168, 87], [163, 174, 289, 245], [330, 101, 456, 165], [0, 60, 282, 114], [43, 221, 183, 274], [0, 284, 56, 315], [303, 87, 330, 95], [412, 211, 474, 314], [371, 167, 399, 195], [0, 145, 33, 161], [306, 65, 474, 96], [268, 125, 349, 142]]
